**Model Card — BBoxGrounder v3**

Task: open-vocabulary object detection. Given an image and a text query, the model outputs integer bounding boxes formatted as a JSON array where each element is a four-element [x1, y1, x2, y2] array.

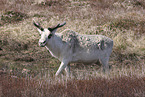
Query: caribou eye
[[48, 34, 52, 39]]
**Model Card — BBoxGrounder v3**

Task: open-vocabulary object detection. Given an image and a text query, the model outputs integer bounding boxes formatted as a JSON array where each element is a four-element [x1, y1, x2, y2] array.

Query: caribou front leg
[[55, 61, 68, 76]]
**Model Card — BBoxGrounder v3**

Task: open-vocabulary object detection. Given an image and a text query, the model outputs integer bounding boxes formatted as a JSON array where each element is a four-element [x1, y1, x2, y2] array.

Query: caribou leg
[[100, 56, 110, 73], [65, 65, 70, 77]]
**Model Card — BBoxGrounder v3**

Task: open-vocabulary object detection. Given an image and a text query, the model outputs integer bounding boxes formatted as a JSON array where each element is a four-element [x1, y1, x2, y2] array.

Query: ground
[[0, 0, 145, 96]]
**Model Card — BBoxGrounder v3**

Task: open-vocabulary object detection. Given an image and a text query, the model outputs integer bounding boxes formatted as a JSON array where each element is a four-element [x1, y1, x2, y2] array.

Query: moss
[[1, 11, 28, 25], [109, 19, 145, 33]]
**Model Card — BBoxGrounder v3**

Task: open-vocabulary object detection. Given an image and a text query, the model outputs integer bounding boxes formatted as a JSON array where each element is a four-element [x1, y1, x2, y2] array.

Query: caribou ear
[[33, 21, 44, 31]]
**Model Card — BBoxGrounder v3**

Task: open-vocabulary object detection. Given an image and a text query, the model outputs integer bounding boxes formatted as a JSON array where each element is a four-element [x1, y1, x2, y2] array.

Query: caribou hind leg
[[65, 65, 70, 77], [100, 56, 110, 73]]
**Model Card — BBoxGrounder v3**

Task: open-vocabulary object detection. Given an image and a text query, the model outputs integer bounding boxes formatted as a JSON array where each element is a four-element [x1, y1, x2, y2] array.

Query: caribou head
[[33, 21, 66, 47]]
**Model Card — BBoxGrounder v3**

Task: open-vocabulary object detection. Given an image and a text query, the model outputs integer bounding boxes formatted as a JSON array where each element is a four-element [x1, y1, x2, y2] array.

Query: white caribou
[[33, 21, 113, 76]]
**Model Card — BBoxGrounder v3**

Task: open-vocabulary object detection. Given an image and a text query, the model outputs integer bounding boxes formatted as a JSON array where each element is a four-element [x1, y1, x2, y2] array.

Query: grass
[[0, 0, 145, 97], [1, 72, 145, 97]]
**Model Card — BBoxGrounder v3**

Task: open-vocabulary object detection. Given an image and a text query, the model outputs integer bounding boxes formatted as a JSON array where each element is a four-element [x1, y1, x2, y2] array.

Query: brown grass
[[1, 74, 145, 97], [0, 0, 145, 96]]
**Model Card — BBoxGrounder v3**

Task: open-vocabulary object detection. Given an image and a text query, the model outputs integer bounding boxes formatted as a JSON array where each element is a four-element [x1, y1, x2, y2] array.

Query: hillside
[[0, 0, 145, 97]]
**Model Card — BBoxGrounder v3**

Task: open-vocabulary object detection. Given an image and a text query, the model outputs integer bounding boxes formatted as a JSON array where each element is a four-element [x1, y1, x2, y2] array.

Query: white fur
[[38, 29, 113, 76]]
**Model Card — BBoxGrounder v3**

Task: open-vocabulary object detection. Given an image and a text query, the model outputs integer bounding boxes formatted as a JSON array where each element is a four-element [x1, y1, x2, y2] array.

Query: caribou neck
[[45, 33, 65, 60]]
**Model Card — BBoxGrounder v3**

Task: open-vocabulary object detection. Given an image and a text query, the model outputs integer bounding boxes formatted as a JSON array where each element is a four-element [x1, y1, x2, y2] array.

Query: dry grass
[[1, 73, 145, 97], [0, 0, 145, 96]]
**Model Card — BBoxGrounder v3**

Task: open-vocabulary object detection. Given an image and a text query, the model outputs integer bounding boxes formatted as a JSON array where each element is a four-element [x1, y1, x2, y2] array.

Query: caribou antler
[[33, 21, 44, 31], [48, 21, 66, 32], [59, 21, 66, 27]]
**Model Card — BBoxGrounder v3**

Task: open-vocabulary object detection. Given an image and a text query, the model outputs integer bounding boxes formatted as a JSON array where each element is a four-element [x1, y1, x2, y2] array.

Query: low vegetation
[[1, 74, 144, 97], [0, 0, 145, 97]]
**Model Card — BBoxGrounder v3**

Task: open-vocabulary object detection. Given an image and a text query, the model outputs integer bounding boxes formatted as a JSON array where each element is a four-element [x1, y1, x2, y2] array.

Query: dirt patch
[[1, 11, 28, 26], [14, 56, 34, 62], [1, 39, 29, 51], [109, 19, 145, 34]]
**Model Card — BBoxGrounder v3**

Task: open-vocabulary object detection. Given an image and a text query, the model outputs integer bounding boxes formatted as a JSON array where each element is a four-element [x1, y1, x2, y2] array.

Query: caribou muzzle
[[39, 40, 47, 47]]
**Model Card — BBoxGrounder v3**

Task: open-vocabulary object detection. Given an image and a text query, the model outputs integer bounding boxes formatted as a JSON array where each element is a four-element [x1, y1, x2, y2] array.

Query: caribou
[[33, 21, 113, 76]]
